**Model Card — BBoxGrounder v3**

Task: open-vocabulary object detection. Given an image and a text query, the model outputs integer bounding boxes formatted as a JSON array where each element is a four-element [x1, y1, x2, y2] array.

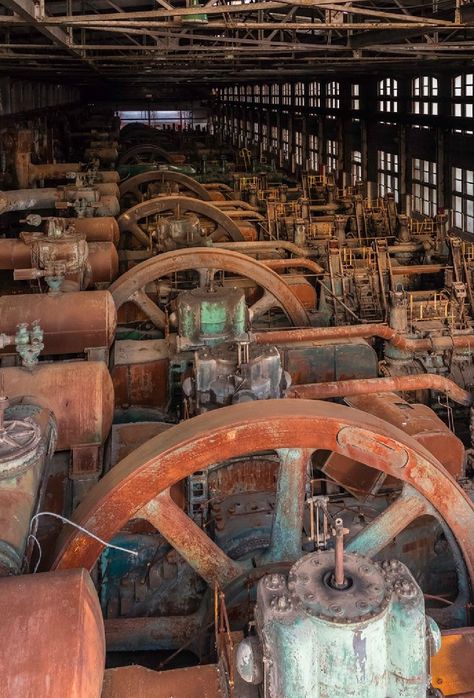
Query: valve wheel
[[52, 400, 473, 626], [118, 195, 244, 248], [109, 246, 310, 329], [119, 171, 213, 207]]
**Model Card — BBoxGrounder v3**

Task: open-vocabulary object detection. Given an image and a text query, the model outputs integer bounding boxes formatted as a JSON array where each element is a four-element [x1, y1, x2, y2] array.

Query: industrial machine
[[0, 115, 472, 698]]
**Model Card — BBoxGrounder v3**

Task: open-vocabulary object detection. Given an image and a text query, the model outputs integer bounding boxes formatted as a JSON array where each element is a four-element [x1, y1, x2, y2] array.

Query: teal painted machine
[[237, 550, 440, 697]]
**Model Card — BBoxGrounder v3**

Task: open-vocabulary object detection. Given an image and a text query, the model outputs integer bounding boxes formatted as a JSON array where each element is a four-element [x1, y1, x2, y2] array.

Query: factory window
[[351, 150, 362, 185], [453, 73, 474, 134], [309, 81, 321, 109], [378, 150, 399, 201], [326, 139, 338, 174], [295, 82, 305, 108], [271, 125, 278, 153], [412, 76, 438, 116], [239, 85, 245, 102], [262, 123, 268, 151], [253, 121, 260, 144], [233, 85, 239, 100], [246, 120, 252, 144], [282, 128, 289, 161], [295, 130, 303, 166], [378, 78, 398, 113], [452, 167, 474, 233], [326, 81, 340, 111], [412, 158, 437, 217], [351, 83, 360, 110], [309, 133, 319, 170], [254, 85, 261, 104], [262, 84, 270, 104], [282, 83, 292, 107], [271, 83, 279, 106], [246, 85, 253, 103]]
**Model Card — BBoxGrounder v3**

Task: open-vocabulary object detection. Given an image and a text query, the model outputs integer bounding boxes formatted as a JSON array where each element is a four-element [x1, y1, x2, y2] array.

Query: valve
[[15, 322, 44, 369]]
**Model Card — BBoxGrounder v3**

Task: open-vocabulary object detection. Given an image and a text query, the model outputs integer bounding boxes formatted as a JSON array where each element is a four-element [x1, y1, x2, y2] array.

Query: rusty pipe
[[216, 241, 312, 258], [262, 258, 325, 276], [73, 217, 120, 244], [286, 374, 472, 406], [0, 239, 118, 284], [253, 324, 474, 354], [0, 290, 116, 355]]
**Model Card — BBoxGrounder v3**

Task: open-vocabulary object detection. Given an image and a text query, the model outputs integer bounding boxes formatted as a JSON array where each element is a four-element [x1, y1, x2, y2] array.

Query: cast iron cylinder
[[0, 290, 117, 355]]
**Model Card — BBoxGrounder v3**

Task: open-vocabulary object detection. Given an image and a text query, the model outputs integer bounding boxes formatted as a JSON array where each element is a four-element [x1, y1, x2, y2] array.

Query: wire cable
[[29, 511, 139, 567]]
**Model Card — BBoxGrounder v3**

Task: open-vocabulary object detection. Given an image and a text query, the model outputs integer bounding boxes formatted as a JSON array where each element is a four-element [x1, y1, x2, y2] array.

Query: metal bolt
[[356, 600, 369, 611], [329, 604, 344, 616]]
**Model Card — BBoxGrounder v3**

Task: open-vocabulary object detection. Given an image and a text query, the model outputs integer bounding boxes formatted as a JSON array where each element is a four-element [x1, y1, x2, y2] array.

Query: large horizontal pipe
[[0, 239, 118, 284], [286, 374, 472, 406], [0, 188, 119, 217], [262, 257, 325, 275], [253, 324, 474, 353], [0, 290, 116, 355], [72, 217, 119, 244], [216, 240, 312, 258], [27, 162, 120, 185]]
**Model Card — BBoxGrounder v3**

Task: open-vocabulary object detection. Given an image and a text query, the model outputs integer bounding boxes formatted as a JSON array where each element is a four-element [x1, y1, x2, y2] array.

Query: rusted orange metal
[[87, 241, 119, 283], [323, 392, 465, 490], [431, 627, 474, 696], [0, 290, 116, 355], [0, 569, 104, 697], [50, 400, 474, 595], [73, 216, 120, 244], [253, 324, 474, 353], [286, 374, 472, 406], [110, 247, 310, 328], [102, 665, 222, 698], [2, 361, 114, 451], [0, 239, 118, 283]]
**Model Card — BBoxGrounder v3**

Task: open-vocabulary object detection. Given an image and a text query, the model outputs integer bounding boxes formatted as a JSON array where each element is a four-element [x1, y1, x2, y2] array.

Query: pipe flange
[[0, 417, 42, 480]]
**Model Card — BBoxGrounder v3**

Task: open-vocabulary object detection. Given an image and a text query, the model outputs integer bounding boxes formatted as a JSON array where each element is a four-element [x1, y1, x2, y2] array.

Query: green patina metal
[[239, 551, 439, 697], [177, 287, 247, 349]]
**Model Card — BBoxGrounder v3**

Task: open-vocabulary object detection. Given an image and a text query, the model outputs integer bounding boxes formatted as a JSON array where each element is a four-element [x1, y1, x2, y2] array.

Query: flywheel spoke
[[138, 491, 245, 587], [128, 221, 150, 248], [263, 448, 313, 563], [249, 290, 279, 321], [130, 288, 166, 329], [346, 484, 429, 558]]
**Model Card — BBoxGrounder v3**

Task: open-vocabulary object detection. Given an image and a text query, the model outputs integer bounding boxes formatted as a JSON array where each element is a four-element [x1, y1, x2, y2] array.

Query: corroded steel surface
[[73, 217, 120, 244], [0, 290, 116, 355], [2, 361, 114, 451], [87, 242, 119, 283], [253, 324, 474, 352], [431, 628, 474, 696], [0, 239, 117, 284], [0, 569, 104, 698], [118, 195, 244, 245], [119, 170, 213, 201], [286, 374, 473, 406], [51, 400, 474, 595], [102, 664, 222, 698], [262, 257, 325, 276], [109, 247, 310, 327]]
